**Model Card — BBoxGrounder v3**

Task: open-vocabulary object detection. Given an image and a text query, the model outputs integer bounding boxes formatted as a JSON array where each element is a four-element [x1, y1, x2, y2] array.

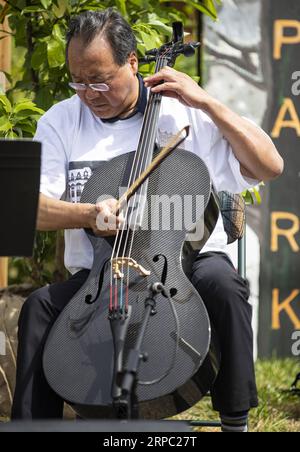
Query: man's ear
[[128, 52, 138, 75]]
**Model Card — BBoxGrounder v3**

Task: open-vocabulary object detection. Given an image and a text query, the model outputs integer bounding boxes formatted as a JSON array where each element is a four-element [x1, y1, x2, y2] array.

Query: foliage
[[242, 183, 264, 206], [0, 0, 220, 110], [0, 0, 220, 286], [0, 0, 260, 284], [0, 94, 59, 286], [0, 93, 43, 138], [9, 232, 59, 286]]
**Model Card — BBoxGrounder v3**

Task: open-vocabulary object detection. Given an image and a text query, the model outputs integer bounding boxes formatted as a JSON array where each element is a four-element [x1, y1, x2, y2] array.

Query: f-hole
[[153, 254, 177, 298], [85, 259, 109, 304]]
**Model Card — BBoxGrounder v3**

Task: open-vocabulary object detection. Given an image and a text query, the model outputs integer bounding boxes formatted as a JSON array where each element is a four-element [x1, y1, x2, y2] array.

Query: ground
[[174, 358, 300, 432], [1, 358, 299, 432]]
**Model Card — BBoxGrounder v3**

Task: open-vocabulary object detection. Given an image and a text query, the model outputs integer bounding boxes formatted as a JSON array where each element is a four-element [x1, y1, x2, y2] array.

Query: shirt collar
[[101, 73, 147, 123]]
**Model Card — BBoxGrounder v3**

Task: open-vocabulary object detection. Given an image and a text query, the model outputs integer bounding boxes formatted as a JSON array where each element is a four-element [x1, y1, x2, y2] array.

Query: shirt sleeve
[[35, 117, 68, 200], [207, 122, 260, 193]]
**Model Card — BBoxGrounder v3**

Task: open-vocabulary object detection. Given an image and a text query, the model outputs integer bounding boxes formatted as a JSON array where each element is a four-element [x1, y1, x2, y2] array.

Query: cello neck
[[134, 56, 169, 171]]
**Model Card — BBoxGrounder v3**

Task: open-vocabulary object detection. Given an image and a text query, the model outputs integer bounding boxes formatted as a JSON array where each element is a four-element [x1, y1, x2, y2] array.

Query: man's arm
[[144, 67, 284, 182], [37, 194, 122, 236], [198, 99, 282, 181], [37, 193, 95, 231]]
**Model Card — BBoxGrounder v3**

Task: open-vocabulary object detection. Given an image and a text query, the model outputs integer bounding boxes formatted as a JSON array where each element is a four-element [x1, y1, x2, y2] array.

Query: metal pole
[[238, 223, 246, 279], [197, 10, 203, 84]]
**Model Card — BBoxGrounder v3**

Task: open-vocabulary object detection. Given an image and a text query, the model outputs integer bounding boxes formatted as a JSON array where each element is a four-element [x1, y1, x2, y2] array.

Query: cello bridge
[[111, 257, 151, 279]]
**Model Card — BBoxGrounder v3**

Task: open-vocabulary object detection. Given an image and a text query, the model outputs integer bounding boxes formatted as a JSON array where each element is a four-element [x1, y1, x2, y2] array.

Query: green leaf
[[13, 108, 44, 119], [136, 29, 157, 51], [52, 23, 64, 41], [22, 6, 47, 13], [15, 98, 36, 106], [14, 122, 36, 135], [53, 0, 68, 18], [0, 94, 12, 113], [242, 190, 254, 205], [147, 15, 173, 36], [200, 0, 218, 20], [129, 0, 143, 6], [13, 126, 23, 137], [115, 0, 127, 18], [13, 102, 44, 115], [137, 42, 146, 56], [252, 187, 262, 205], [6, 130, 19, 138], [0, 115, 10, 132], [40, 0, 51, 8], [0, 121, 12, 133], [161, 0, 219, 21], [35, 87, 54, 111], [47, 39, 65, 68], [31, 42, 47, 70]]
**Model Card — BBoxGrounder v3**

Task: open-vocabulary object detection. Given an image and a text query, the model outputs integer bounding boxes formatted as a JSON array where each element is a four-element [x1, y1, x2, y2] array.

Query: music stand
[[0, 139, 41, 256]]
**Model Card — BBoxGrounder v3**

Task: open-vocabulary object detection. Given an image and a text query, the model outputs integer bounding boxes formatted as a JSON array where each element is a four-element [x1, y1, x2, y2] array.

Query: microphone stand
[[110, 282, 168, 419]]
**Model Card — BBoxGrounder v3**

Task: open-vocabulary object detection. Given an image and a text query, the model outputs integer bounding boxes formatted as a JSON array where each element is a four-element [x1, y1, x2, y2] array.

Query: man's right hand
[[37, 194, 125, 236], [89, 198, 125, 237]]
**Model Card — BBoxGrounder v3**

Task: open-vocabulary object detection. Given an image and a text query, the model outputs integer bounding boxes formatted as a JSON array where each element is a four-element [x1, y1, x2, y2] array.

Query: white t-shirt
[[36, 94, 258, 274]]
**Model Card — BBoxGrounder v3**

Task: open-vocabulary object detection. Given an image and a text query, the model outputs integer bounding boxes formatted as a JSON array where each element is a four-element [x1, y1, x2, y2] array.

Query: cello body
[[43, 147, 220, 419]]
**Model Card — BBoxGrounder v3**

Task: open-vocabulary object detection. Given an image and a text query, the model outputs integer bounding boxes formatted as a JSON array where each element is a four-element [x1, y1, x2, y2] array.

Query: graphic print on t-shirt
[[68, 161, 104, 203]]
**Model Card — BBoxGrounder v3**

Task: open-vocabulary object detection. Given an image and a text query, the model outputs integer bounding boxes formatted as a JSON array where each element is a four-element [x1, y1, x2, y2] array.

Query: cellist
[[11, 8, 283, 432]]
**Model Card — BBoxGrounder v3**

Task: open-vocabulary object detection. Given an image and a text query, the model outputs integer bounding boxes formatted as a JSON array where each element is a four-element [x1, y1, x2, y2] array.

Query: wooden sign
[[258, 1, 300, 356]]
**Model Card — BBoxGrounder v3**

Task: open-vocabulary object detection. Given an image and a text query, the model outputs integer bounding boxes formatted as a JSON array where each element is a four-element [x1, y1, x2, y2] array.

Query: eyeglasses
[[68, 82, 110, 92]]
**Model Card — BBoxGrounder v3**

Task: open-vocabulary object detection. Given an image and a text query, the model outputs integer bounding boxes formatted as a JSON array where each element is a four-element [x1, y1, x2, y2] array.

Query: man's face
[[67, 35, 139, 119]]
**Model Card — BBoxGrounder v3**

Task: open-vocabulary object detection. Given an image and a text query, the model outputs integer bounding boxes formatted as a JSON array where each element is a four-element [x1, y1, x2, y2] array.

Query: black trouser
[[11, 252, 258, 419]]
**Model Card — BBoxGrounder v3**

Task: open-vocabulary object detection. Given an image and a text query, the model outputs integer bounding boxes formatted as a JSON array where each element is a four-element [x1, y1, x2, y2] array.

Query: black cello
[[43, 23, 220, 420]]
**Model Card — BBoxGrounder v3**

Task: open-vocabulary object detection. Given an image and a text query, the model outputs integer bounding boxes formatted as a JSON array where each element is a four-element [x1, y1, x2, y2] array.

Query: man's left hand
[[144, 66, 212, 110]]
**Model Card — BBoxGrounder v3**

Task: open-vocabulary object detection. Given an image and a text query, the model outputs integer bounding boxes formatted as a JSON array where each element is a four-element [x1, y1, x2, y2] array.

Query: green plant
[[242, 183, 264, 205], [0, 1, 220, 110], [0, 93, 44, 138], [174, 358, 300, 432], [1, 0, 221, 286]]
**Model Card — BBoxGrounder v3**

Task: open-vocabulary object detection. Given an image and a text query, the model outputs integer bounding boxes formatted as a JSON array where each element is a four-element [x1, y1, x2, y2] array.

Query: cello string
[[110, 54, 168, 312], [109, 61, 162, 312], [124, 50, 172, 270], [115, 54, 166, 254], [119, 53, 168, 255], [119, 55, 168, 306], [109, 55, 163, 256], [119, 57, 166, 257]]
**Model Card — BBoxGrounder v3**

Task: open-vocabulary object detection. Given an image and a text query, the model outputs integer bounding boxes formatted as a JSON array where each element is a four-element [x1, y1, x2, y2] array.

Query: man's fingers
[[94, 198, 126, 232], [144, 69, 179, 86], [96, 211, 125, 231]]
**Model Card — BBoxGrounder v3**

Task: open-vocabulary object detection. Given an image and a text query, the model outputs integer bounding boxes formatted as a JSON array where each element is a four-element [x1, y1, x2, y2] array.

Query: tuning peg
[[182, 43, 198, 57], [145, 48, 158, 56], [173, 42, 201, 57], [139, 55, 157, 64]]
